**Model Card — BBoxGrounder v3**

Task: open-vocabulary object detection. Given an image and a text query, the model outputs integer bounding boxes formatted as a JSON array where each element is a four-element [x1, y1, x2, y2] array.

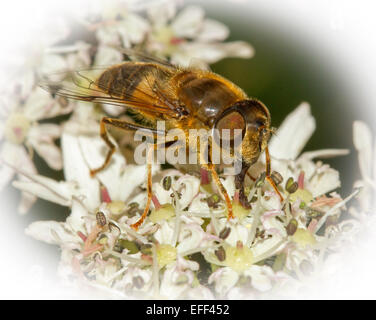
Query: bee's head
[[213, 99, 271, 166]]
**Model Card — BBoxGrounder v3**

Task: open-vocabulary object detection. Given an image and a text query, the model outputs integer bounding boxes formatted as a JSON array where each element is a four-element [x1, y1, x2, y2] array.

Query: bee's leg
[[246, 171, 256, 181], [208, 164, 234, 220], [130, 143, 159, 231], [130, 141, 188, 230], [90, 117, 116, 177], [264, 146, 284, 202], [130, 141, 175, 230], [90, 117, 160, 177], [235, 163, 251, 209], [202, 140, 234, 219]]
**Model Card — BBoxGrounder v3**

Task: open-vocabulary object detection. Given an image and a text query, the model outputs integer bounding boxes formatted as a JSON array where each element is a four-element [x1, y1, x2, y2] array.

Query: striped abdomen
[[95, 62, 173, 100]]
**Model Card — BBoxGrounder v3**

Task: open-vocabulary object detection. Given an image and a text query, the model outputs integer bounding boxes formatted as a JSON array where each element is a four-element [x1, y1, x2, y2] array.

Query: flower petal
[[154, 221, 174, 245], [117, 14, 149, 46], [28, 124, 62, 170], [308, 167, 341, 198], [300, 149, 350, 160], [269, 102, 316, 160], [1, 143, 38, 213], [62, 131, 100, 211], [197, 19, 229, 42], [0, 143, 16, 190], [66, 199, 90, 233], [23, 87, 72, 121], [39, 54, 68, 77], [208, 267, 239, 295], [25, 220, 75, 245], [172, 41, 254, 66], [353, 121, 373, 180], [13, 174, 74, 207], [96, 25, 122, 47], [77, 134, 153, 202], [174, 175, 200, 209], [94, 45, 123, 66], [244, 265, 273, 292], [147, 1, 176, 28], [177, 224, 209, 254], [171, 6, 204, 38], [65, 41, 92, 69], [18, 191, 37, 215]]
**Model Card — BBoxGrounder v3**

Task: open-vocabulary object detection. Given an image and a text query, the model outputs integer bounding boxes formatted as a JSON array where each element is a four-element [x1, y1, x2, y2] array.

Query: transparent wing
[[112, 46, 179, 69], [39, 63, 181, 118]]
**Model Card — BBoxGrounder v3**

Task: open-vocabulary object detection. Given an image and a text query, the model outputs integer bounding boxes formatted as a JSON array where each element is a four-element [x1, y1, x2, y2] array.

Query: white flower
[[269, 102, 316, 161], [159, 256, 198, 299], [146, 3, 254, 67], [12, 0, 368, 300], [0, 87, 74, 213], [46, 41, 92, 71], [20, 98, 361, 299], [254, 102, 348, 199], [208, 267, 238, 296], [14, 127, 155, 212], [94, 45, 124, 66], [25, 199, 89, 246], [208, 264, 274, 298], [351, 121, 376, 217], [78, 0, 149, 48], [5, 16, 69, 99]]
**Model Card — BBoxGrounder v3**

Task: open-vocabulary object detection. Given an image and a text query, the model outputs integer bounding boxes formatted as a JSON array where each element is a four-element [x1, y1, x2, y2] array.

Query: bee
[[40, 48, 283, 230]]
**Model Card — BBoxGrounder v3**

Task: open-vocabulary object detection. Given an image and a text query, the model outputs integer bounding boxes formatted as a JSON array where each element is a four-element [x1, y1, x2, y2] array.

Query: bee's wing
[[115, 46, 210, 71], [39, 63, 182, 118], [113, 46, 179, 69]]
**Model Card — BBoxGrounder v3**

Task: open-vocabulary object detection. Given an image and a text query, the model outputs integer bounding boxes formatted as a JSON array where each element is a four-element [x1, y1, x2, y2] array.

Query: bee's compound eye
[[255, 119, 265, 129], [215, 111, 245, 142]]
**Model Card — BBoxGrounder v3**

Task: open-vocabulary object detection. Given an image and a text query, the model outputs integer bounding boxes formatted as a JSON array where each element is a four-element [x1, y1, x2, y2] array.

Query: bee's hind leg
[[90, 117, 116, 177], [130, 143, 156, 231], [90, 117, 160, 177]]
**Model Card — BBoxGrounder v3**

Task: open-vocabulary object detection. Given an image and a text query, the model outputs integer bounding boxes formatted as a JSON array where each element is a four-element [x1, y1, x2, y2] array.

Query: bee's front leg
[[207, 164, 234, 220], [235, 163, 252, 209], [264, 146, 284, 202]]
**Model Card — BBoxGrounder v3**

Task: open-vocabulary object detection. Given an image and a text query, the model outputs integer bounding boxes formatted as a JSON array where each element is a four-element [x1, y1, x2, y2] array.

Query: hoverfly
[[40, 48, 283, 230]]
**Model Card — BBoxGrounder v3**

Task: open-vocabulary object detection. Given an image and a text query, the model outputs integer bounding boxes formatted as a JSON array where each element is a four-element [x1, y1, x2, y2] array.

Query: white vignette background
[[0, 0, 375, 299]]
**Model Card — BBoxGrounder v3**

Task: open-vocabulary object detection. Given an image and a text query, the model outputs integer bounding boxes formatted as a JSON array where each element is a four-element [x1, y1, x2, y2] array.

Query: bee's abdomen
[[96, 63, 168, 99]]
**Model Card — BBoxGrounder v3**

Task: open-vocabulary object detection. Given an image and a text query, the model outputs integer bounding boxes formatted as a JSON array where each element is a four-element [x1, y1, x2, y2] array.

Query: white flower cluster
[[0, 0, 372, 299], [0, 0, 252, 214]]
